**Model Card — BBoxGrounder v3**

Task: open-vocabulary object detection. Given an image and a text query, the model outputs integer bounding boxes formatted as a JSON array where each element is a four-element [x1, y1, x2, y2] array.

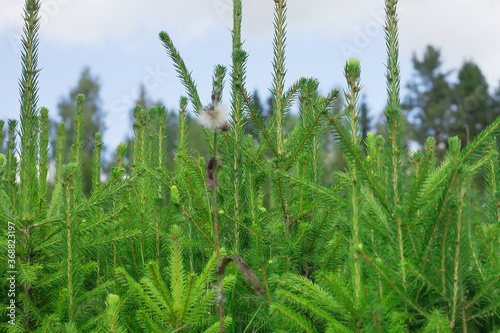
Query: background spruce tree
[[124, 85, 179, 172], [128, 84, 164, 125], [403, 45, 453, 151], [359, 96, 371, 146], [54, 67, 105, 196], [403, 46, 498, 153], [493, 81, 500, 115], [450, 61, 493, 145]]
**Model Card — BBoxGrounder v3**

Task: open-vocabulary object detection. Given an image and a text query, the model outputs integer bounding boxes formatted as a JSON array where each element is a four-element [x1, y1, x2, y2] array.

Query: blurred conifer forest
[[1, 0, 500, 332]]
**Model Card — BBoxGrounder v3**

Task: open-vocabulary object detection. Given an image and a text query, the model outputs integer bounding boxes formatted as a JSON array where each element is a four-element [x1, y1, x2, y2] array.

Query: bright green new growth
[[5, 120, 18, 210], [18, 0, 40, 221], [39, 108, 49, 219], [1, 0, 500, 332], [116, 225, 235, 332], [0, 121, 5, 152], [92, 132, 103, 193]]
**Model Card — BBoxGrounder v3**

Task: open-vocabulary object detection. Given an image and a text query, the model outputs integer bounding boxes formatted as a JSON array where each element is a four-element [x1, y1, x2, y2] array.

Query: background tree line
[[403, 45, 500, 153], [3, 44, 497, 196]]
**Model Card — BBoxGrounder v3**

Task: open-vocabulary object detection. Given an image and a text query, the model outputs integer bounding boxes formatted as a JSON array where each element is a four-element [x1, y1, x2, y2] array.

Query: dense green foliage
[[1, 0, 500, 332]]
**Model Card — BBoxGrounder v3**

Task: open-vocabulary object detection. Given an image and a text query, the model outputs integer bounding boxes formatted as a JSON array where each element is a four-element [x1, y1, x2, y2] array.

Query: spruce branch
[[419, 169, 459, 274], [62, 164, 77, 323], [76, 206, 125, 235], [358, 249, 429, 319], [229, 11, 246, 253], [17, 1, 42, 328], [277, 289, 335, 325], [328, 115, 390, 213], [178, 205, 214, 247], [5, 120, 18, 209], [230, 49, 247, 136], [405, 263, 445, 298], [342, 59, 364, 316], [404, 137, 436, 220], [133, 107, 150, 265], [177, 97, 189, 156], [0, 120, 4, 152], [105, 294, 126, 333], [282, 77, 306, 118], [271, 0, 288, 157], [321, 273, 357, 318], [116, 267, 173, 324], [38, 107, 49, 219], [220, 211, 278, 246], [324, 89, 341, 111], [485, 142, 500, 216], [276, 169, 346, 205], [55, 122, 66, 185], [219, 131, 264, 171], [384, 0, 401, 111], [271, 303, 318, 333], [237, 83, 278, 156], [19, 0, 41, 220], [70, 94, 85, 201], [92, 132, 103, 193], [383, 2, 409, 315], [460, 113, 500, 163], [450, 181, 466, 329], [159, 31, 202, 112], [285, 113, 323, 171]]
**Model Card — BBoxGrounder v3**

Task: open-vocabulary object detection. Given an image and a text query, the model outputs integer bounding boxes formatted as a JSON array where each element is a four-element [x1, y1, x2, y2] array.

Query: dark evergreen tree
[[125, 86, 180, 171], [243, 90, 266, 139], [266, 94, 274, 120], [129, 84, 163, 124], [360, 96, 370, 145], [493, 80, 500, 115], [403, 45, 453, 150], [56, 67, 105, 195], [451, 61, 492, 145], [252, 90, 265, 116]]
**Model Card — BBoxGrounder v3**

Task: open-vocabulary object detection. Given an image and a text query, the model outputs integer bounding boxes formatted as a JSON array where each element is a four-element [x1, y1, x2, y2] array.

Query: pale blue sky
[[1, 0, 499, 152]]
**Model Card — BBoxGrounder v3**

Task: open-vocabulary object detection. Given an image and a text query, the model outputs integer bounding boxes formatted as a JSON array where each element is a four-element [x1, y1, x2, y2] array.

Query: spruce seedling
[[5, 120, 18, 208], [55, 122, 66, 184], [17, 0, 41, 327]]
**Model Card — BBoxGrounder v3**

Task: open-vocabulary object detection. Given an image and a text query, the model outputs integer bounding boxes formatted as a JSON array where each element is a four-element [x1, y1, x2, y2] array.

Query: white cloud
[[398, 0, 500, 86], [3, 0, 498, 65], [0, 1, 25, 32], [0, 1, 402, 46]]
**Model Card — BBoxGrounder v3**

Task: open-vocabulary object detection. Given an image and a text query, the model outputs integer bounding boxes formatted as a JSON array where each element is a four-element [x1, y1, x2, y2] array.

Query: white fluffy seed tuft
[[199, 103, 229, 131]]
